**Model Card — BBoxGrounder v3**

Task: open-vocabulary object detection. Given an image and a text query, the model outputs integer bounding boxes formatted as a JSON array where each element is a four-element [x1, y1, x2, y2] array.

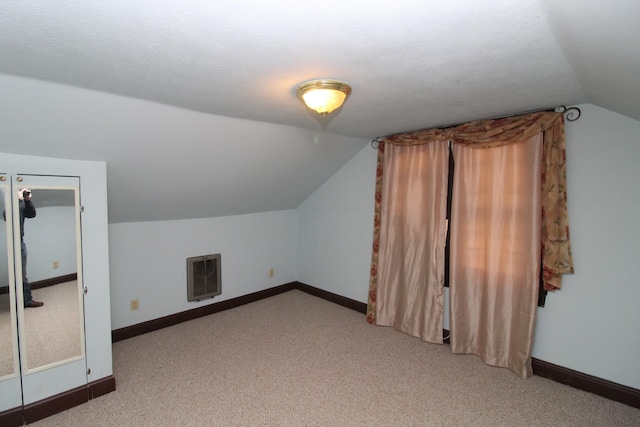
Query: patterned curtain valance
[[382, 111, 562, 148]]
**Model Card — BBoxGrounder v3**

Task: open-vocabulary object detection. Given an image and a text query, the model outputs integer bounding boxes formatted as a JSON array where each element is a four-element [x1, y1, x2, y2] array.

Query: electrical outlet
[[53, 261, 59, 269], [269, 268, 274, 278], [130, 299, 139, 311]]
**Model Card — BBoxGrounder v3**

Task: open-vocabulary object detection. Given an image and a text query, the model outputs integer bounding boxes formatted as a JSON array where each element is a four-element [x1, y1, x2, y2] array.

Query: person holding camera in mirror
[[19, 188, 43, 307], [3, 188, 44, 307]]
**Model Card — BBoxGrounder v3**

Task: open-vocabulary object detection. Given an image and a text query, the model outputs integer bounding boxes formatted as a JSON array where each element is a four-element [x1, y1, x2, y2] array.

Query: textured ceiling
[[0, 0, 638, 223], [0, 0, 590, 137]]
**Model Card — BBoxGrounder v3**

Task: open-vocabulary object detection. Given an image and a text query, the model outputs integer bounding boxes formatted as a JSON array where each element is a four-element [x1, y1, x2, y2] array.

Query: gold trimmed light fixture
[[296, 79, 352, 117]]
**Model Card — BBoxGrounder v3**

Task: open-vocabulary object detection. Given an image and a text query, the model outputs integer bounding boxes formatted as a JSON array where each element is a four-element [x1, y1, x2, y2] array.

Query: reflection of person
[[2, 189, 44, 308], [19, 189, 44, 308], [20, 188, 44, 307]]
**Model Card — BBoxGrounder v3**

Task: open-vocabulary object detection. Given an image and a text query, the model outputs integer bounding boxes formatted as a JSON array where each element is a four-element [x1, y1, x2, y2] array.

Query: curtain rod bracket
[[556, 105, 581, 121]]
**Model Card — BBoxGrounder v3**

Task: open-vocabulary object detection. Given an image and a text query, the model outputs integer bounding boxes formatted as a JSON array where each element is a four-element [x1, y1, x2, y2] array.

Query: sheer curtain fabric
[[449, 134, 542, 378], [375, 142, 448, 344]]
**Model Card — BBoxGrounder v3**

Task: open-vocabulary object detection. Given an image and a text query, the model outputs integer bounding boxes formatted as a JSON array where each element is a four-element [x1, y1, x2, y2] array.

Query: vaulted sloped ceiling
[[540, 1, 640, 121], [0, 1, 638, 223]]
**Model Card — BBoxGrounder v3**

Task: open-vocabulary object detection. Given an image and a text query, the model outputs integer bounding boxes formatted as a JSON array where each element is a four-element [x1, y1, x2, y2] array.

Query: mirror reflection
[[19, 187, 84, 372], [0, 186, 18, 378]]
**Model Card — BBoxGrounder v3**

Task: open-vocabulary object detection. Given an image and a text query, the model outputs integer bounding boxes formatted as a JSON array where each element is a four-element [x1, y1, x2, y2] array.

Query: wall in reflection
[[0, 191, 76, 284]]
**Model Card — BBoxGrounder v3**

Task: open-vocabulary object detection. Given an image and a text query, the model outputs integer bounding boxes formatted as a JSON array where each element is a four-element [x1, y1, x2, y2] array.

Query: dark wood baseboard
[[0, 273, 78, 295], [112, 282, 297, 342], [531, 358, 640, 409], [442, 328, 639, 409], [111, 283, 639, 411], [112, 282, 366, 342], [31, 273, 78, 290], [89, 375, 117, 400], [23, 385, 89, 425], [1, 375, 116, 426], [0, 406, 23, 427], [295, 282, 368, 314]]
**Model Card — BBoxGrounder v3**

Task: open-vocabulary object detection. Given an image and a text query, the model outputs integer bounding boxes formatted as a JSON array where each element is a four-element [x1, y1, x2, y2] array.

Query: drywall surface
[[109, 209, 297, 330]]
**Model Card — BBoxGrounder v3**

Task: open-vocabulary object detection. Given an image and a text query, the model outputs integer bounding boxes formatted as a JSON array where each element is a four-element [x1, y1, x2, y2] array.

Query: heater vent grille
[[187, 254, 221, 302]]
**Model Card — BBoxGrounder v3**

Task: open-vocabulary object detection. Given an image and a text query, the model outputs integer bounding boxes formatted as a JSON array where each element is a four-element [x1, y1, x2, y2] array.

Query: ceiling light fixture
[[296, 79, 352, 117]]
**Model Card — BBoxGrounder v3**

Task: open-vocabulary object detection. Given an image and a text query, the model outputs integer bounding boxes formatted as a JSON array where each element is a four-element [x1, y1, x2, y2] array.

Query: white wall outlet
[[53, 261, 59, 269], [130, 299, 139, 311], [269, 268, 274, 278]]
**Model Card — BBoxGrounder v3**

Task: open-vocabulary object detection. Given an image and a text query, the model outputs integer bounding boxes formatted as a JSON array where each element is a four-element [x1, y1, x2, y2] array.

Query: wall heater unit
[[187, 254, 221, 302]]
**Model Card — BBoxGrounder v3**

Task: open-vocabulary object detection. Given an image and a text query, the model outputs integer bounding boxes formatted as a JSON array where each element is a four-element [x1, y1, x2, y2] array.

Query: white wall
[[532, 104, 640, 388], [297, 146, 376, 302], [296, 104, 640, 389], [109, 209, 297, 330]]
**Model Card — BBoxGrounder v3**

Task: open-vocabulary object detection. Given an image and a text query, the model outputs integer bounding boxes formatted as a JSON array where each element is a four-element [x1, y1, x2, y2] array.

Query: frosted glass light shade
[[296, 80, 352, 116]]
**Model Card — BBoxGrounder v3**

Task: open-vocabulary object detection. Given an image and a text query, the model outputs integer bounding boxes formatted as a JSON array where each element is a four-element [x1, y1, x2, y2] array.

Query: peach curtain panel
[[450, 134, 542, 378], [374, 142, 448, 344]]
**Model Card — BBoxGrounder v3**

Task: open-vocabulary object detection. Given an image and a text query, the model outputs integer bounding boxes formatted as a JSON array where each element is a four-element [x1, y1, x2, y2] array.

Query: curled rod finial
[[371, 137, 383, 149], [556, 105, 582, 121]]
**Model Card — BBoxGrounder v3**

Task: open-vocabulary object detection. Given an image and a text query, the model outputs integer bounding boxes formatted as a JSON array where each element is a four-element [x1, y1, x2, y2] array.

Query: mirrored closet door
[[0, 174, 87, 412], [0, 174, 22, 413]]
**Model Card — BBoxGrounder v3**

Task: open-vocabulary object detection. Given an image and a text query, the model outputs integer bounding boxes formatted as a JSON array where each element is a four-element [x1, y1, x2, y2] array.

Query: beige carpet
[[33, 290, 640, 426], [0, 281, 82, 376], [23, 281, 83, 370]]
